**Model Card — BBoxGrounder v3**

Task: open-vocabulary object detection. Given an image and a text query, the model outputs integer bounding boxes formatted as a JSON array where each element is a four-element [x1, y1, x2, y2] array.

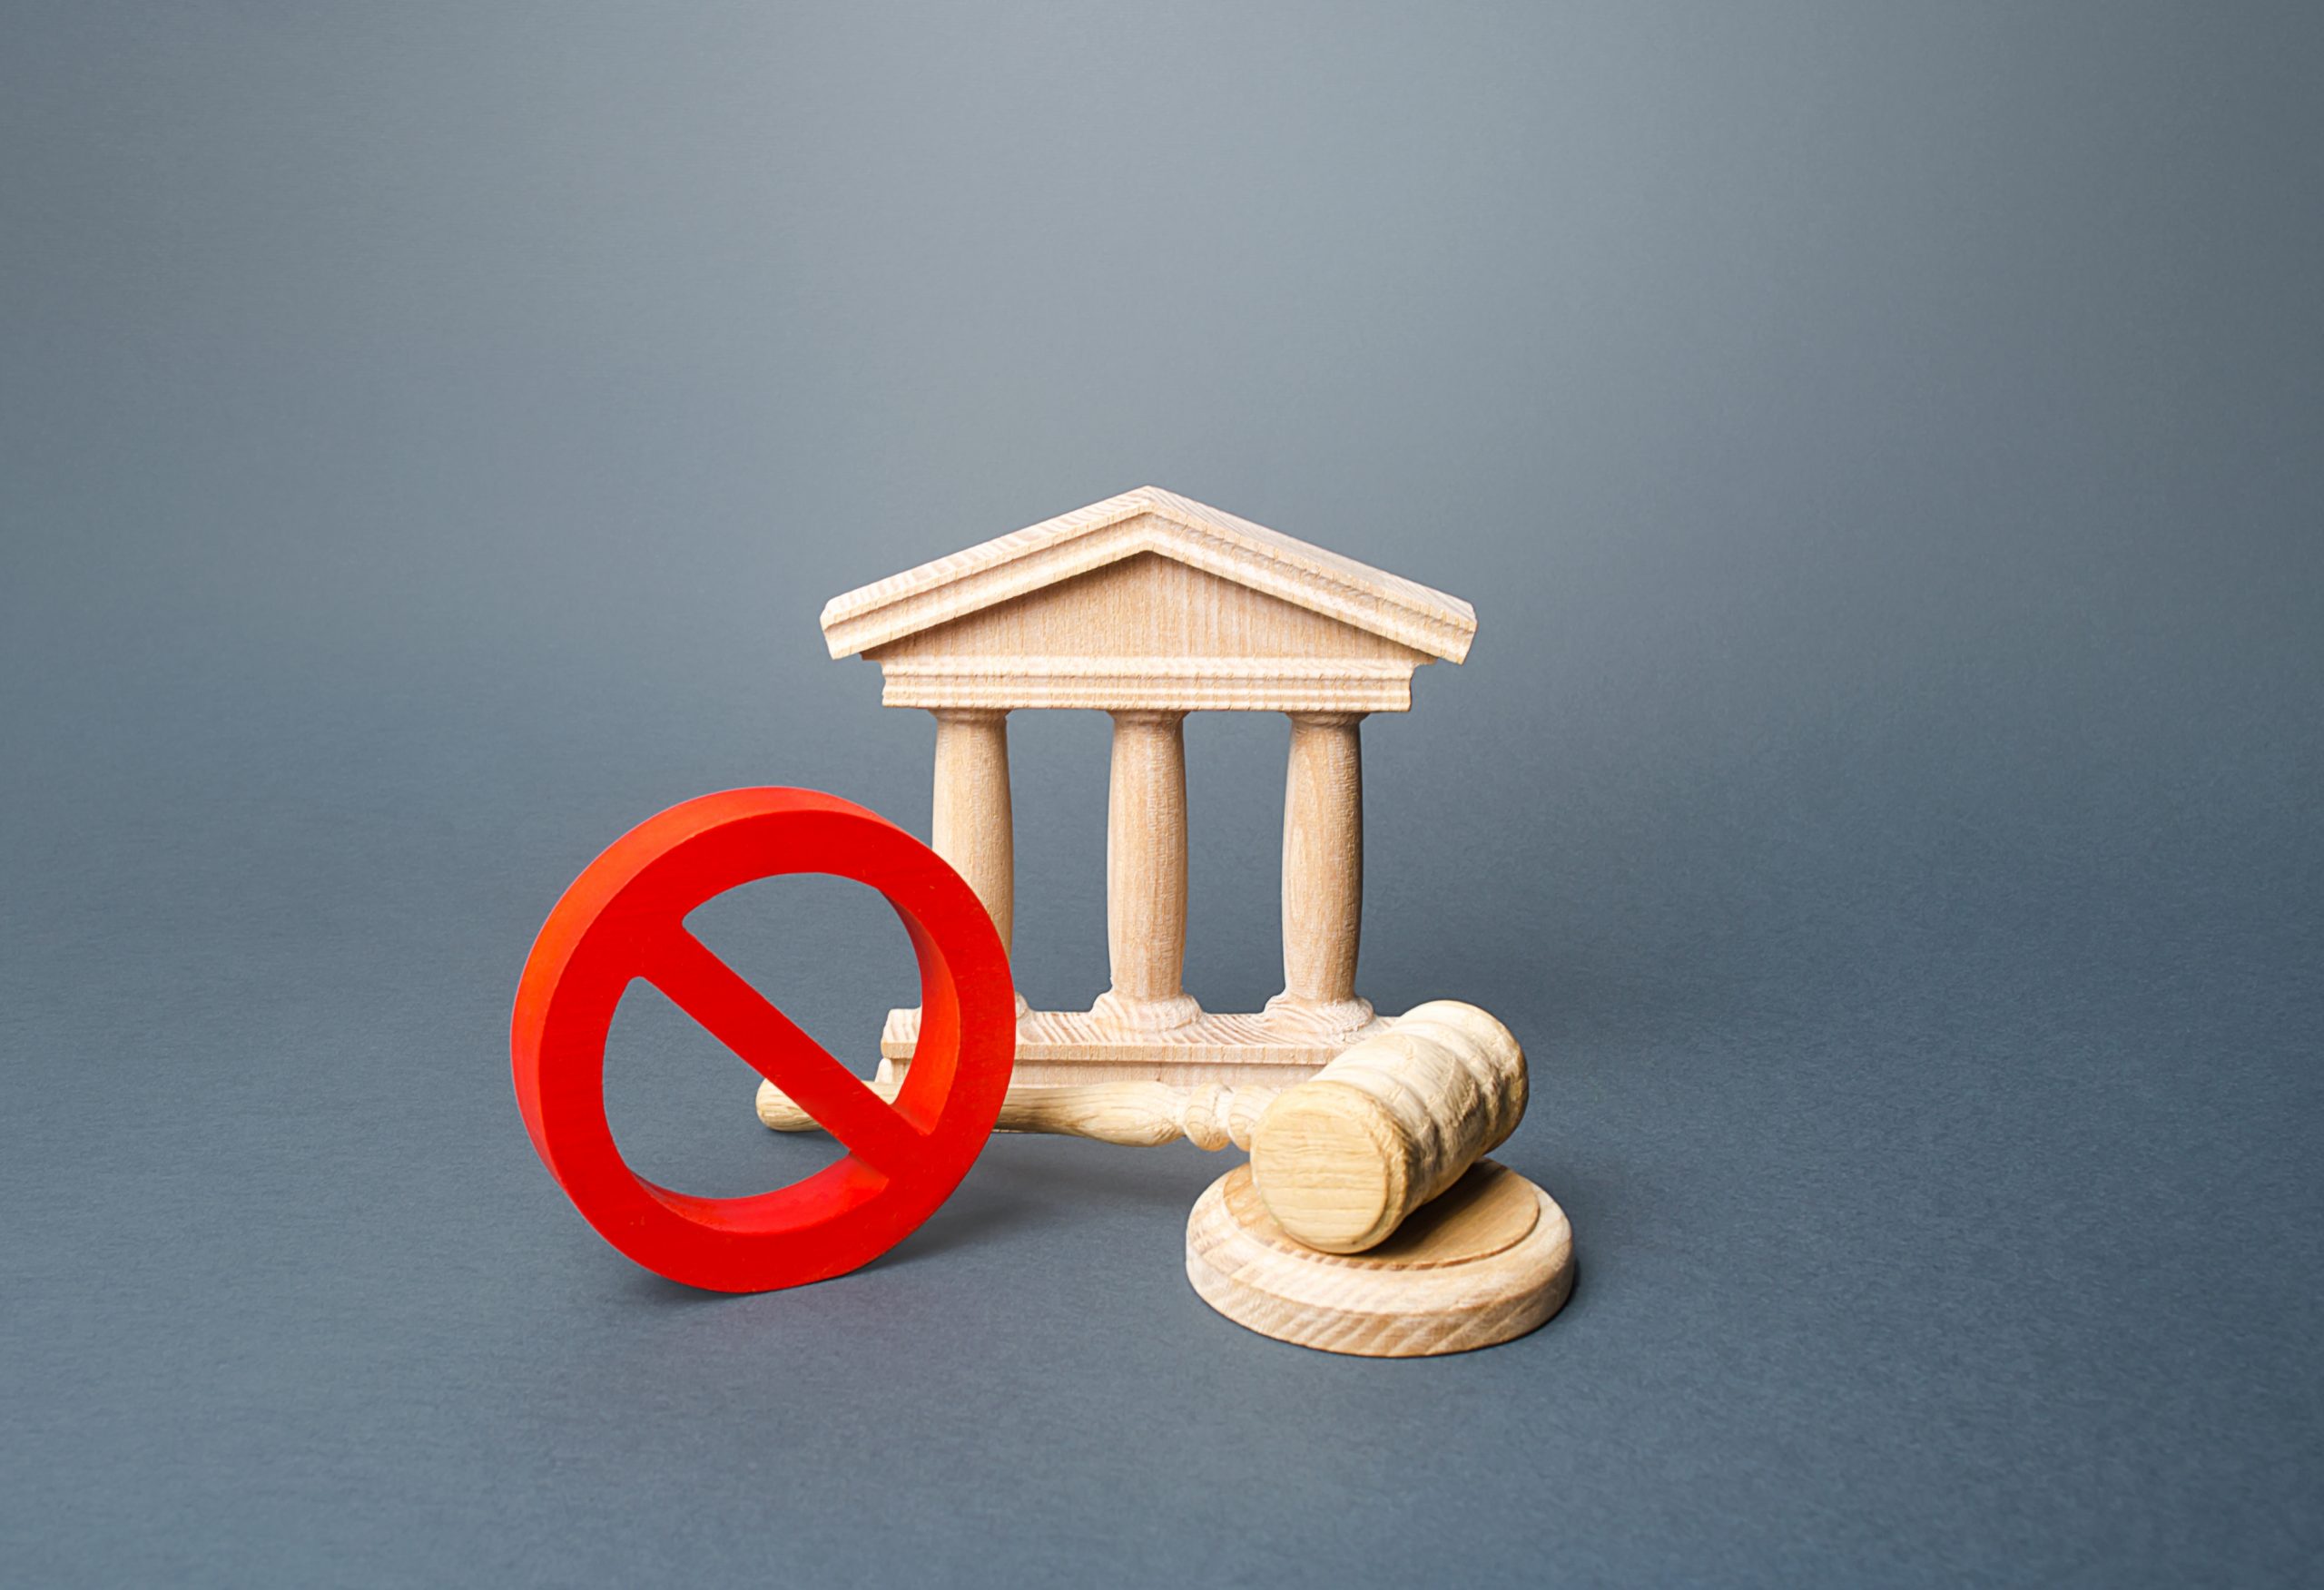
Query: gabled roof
[[820, 486, 1477, 663]]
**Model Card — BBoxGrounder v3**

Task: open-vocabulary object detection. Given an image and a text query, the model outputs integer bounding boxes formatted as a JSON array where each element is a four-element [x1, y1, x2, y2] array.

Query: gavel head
[[1248, 1001, 1528, 1254]]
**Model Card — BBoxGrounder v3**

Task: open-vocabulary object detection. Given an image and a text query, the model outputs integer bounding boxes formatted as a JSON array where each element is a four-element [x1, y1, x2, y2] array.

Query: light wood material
[[820, 487, 1476, 1086], [1265, 712, 1370, 1038], [929, 707, 1025, 1013], [1249, 1001, 1526, 1253], [864, 551, 1435, 712], [770, 1003, 1526, 1245], [1185, 1160, 1573, 1357], [758, 1072, 1272, 1151], [879, 1006, 1391, 1086], [873, 653, 1420, 714], [822, 486, 1476, 711], [1091, 710, 1199, 1031]]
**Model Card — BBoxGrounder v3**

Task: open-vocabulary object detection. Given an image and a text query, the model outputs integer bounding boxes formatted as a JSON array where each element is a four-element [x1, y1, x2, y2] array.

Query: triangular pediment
[[820, 487, 1476, 664]]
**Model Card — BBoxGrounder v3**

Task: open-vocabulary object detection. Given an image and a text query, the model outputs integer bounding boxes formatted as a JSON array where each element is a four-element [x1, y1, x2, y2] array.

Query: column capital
[[930, 705, 1010, 726]]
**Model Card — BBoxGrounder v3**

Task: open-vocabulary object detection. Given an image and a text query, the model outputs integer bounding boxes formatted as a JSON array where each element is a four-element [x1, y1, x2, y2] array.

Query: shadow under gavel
[[759, 999, 1525, 1255]]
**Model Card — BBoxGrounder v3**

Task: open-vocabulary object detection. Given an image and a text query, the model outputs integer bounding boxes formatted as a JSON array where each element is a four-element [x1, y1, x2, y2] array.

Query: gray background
[[4, 2, 2319, 1584]]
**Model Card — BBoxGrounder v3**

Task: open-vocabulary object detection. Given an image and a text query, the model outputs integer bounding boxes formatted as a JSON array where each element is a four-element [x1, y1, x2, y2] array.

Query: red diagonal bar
[[640, 925, 924, 1176]]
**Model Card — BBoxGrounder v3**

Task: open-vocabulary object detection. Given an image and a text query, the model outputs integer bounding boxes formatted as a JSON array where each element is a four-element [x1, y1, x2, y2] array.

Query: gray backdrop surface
[[4, 3, 2319, 1585]]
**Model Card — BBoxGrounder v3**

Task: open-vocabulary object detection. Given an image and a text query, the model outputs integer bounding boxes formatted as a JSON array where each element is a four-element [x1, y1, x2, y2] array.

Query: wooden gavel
[[759, 999, 1525, 1254]]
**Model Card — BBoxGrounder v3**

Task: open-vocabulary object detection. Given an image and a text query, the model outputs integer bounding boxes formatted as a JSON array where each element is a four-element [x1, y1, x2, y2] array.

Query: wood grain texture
[[929, 706, 1017, 962], [804, 486, 1482, 1092], [1186, 1160, 1574, 1357], [758, 1072, 1274, 1151], [1265, 712, 1370, 1037], [779, 1002, 1528, 1254], [1249, 1000, 1527, 1253], [879, 1006, 1392, 1086], [1091, 710, 1200, 1030], [866, 552, 1434, 712], [871, 653, 1420, 713], [821, 486, 1477, 680]]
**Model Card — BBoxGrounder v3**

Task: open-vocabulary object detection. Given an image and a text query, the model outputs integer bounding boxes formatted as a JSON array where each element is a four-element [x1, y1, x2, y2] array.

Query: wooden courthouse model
[[818, 486, 1478, 1091]]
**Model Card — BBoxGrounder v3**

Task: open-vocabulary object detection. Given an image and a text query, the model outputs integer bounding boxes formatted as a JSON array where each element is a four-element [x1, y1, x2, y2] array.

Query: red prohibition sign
[[510, 787, 1015, 1292]]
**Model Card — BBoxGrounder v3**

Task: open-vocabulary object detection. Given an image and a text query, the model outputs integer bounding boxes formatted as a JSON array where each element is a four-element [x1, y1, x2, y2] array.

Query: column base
[[1090, 987, 1205, 1033], [1263, 992, 1376, 1041]]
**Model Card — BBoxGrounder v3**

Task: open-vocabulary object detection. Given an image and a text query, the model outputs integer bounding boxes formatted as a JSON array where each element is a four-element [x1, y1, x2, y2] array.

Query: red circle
[[510, 787, 1014, 1292]]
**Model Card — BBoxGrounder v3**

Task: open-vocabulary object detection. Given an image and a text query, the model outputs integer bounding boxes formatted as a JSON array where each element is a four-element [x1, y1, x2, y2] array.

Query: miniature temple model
[[819, 486, 1478, 1087]]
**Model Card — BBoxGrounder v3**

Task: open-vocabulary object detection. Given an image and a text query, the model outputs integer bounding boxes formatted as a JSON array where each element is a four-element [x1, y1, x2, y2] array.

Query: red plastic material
[[510, 787, 1015, 1292]]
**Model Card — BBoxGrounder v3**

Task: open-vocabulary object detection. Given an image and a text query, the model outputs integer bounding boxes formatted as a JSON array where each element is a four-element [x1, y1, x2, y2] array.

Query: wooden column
[[1265, 712, 1373, 1036], [931, 707, 1025, 1012], [1091, 710, 1201, 1031]]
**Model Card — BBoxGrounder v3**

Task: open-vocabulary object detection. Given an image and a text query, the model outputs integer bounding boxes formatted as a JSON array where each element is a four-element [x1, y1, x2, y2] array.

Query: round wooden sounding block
[[1187, 1159, 1573, 1357]]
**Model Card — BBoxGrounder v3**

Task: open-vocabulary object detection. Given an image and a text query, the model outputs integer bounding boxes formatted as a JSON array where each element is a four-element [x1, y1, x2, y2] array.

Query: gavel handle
[[755, 1075, 1276, 1152]]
